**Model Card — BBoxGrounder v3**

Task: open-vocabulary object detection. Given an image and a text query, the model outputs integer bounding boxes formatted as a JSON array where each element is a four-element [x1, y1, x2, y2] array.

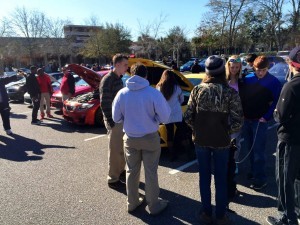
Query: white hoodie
[[112, 75, 171, 137]]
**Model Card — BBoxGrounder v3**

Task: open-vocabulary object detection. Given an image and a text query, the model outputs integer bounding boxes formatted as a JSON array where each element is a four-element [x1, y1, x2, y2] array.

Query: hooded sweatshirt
[[112, 75, 171, 137]]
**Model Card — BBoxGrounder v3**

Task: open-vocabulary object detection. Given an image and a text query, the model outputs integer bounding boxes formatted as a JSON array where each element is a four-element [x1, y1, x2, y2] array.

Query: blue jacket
[[0, 75, 18, 107], [112, 75, 171, 137], [239, 72, 281, 121]]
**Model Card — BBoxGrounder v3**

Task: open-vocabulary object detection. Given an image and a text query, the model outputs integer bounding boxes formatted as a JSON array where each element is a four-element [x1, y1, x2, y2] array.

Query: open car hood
[[66, 64, 109, 90], [128, 58, 194, 92]]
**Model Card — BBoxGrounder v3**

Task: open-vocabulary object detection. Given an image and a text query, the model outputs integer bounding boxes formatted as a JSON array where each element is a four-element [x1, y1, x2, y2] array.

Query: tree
[[9, 6, 48, 64], [80, 23, 132, 62], [136, 13, 167, 60], [45, 18, 73, 68], [207, 0, 250, 54], [256, 0, 286, 50], [164, 26, 189, 67], [287, 0, 300, 46]]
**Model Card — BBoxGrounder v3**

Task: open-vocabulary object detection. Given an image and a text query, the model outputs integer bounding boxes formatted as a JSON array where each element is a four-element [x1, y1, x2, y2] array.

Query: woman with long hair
[[156, 69, 184, 161]]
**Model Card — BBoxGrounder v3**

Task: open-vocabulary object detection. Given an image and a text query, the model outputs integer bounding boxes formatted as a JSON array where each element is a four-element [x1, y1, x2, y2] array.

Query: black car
[[268, 62, 289, 86], [5, 77, 27, 102]]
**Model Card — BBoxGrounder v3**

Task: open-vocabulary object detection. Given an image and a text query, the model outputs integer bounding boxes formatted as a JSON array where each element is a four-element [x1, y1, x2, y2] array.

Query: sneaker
[[108, 180, 126, 190], [127, 196, 144, 212], [195, 211, 213, 225], [31, 119, 41, 125], [5, 129, 13, 135], [266, 216, 288, 225], [149, 199, 169, 215], [40, 113, 45, 120], [216, 215, 232, 225], [250, 181, 267, 190]]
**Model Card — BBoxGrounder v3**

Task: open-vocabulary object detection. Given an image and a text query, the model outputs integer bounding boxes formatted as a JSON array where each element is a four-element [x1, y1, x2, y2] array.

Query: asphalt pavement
[[0, 102, 280, 225]]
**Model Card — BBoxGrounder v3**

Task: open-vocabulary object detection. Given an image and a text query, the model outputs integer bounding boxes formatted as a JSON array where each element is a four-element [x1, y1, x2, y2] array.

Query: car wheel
[[95, 108, 104, 126]]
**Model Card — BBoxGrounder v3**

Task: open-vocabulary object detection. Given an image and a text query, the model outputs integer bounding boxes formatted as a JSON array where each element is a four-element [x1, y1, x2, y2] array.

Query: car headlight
[[76, 103, 94, 111]]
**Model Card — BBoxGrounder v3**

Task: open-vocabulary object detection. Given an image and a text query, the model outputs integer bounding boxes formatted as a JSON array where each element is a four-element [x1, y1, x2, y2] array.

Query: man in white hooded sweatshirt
[[112, 62, 171, 215]]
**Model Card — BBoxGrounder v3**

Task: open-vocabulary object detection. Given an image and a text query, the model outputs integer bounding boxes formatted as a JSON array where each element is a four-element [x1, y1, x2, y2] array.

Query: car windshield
[[277, 51, 290, 56], [75, 78, 89, 86], [268, 62, 289, 78]]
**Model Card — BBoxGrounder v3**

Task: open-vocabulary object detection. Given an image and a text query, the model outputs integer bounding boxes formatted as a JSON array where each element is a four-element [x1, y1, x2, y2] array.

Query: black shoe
[[31, 119, 41, 125], [119, 170, 126, 183], [250, 181, 267, 190], [266, 216, 288, 225], [108, 180, 126, 190]]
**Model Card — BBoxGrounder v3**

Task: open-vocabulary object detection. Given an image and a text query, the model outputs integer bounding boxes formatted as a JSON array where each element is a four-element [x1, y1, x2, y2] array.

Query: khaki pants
[[40, 92, 51, 114], [105, 121, 125, 183], [123, 132, 162, 213]]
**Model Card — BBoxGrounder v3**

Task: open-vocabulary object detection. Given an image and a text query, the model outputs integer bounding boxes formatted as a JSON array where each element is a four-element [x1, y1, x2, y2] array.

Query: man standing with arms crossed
[[267, 47, 300, 225], [99, 54, 128, 190], [112, 63, 171, 214]]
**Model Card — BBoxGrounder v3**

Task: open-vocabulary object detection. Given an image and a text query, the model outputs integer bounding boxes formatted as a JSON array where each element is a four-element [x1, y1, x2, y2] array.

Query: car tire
[[95, 108, 104, 126]]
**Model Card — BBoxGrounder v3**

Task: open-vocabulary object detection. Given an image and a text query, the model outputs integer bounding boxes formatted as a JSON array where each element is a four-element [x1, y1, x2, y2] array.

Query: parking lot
[[0, 102, 280, 225]]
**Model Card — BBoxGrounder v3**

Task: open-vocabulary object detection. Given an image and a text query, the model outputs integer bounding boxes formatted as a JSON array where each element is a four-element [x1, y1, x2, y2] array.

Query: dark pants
[[242, 120, 268, 183], [276, 141, 300, 224], [195, 146, 229, 219], [31, 96, 40, 122], [0, 103, 11, 130]]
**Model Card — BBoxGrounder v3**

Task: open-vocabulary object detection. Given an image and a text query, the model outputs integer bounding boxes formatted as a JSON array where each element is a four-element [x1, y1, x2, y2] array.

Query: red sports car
[[62, 65, 109, 125], [62, 59, 193, 129]]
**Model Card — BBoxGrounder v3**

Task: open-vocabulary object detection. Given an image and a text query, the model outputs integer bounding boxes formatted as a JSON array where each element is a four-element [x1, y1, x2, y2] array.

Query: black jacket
[[26, 73, 40, 97], [0, 75, 18, 107], [274, 73, 300, 144]]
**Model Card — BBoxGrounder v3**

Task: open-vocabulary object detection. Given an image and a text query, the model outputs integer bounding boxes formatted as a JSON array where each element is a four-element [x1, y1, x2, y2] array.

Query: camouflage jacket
[[184, 79, 244, 148]]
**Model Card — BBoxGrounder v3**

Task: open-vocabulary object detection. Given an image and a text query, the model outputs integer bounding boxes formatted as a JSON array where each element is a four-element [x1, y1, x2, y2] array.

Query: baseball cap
[[289, 46, 300, 68]]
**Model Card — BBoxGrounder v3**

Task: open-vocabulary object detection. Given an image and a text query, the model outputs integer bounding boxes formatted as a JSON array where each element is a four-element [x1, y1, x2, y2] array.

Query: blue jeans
[[195, 146, 229, 219], [276, 141, 300, 224], [242, 120, 268, 183]]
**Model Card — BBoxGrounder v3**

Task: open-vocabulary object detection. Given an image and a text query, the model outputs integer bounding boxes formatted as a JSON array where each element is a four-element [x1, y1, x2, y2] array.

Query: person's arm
[[112, 91, 124, 123], [99, 76, 115, 128], [0, 75, 18, 85], [274, 84, 294, 124], [229, 91, 244, 134], [153, 91, 171, 124], [262, 79, 282, 121], [184, 86, 197, 130]]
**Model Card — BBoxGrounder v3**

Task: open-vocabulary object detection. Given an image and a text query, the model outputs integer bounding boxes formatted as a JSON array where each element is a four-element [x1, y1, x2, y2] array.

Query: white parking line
[[169, 159, 197, 175], [84, 135, 106, 141]]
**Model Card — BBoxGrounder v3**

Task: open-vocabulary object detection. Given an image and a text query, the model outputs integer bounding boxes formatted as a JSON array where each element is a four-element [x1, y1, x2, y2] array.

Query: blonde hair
[[225, 55, 242, 81]]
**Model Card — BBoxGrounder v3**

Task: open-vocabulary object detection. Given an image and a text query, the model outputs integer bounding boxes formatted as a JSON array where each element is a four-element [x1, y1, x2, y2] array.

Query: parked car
[[277, 50, 290, 61], [50, 74, 83, 109], [7, 72, 63, 103], [5, 77, 27, 102], [268, 62, 289, 86], [63, 58, 194, 148], [180, 58, 207, 72]]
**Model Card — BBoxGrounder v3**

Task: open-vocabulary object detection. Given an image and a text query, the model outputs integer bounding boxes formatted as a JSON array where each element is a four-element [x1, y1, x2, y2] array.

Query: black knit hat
[[205, 55, 225, 76], [289, 46, 300, 68]]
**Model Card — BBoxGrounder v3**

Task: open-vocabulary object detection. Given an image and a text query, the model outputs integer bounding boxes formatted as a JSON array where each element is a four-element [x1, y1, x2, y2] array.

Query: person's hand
[[259, 117, 267, 123]]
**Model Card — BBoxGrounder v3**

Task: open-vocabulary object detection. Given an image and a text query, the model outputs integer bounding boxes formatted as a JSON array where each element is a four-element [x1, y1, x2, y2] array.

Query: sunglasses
[[228, 58, 241, 63]]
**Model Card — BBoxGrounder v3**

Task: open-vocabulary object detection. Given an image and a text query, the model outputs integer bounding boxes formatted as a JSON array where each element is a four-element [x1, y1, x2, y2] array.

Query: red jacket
[[60, 72, 75, 95], [37, 74, 52, 93]]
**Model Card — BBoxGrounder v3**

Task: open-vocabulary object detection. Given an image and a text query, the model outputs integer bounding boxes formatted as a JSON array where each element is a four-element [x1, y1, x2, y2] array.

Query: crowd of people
[[1, 48, 300, 224]]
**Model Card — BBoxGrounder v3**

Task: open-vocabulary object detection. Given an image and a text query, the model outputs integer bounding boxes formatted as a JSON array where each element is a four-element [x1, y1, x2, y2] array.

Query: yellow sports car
[[126, 58, 195, 148]]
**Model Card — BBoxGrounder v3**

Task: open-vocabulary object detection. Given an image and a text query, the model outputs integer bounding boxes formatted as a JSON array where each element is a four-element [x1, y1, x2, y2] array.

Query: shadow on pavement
[[127, 182, 259, 225], [0, 133, 76, 162], [9, 112, 27, 119]]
